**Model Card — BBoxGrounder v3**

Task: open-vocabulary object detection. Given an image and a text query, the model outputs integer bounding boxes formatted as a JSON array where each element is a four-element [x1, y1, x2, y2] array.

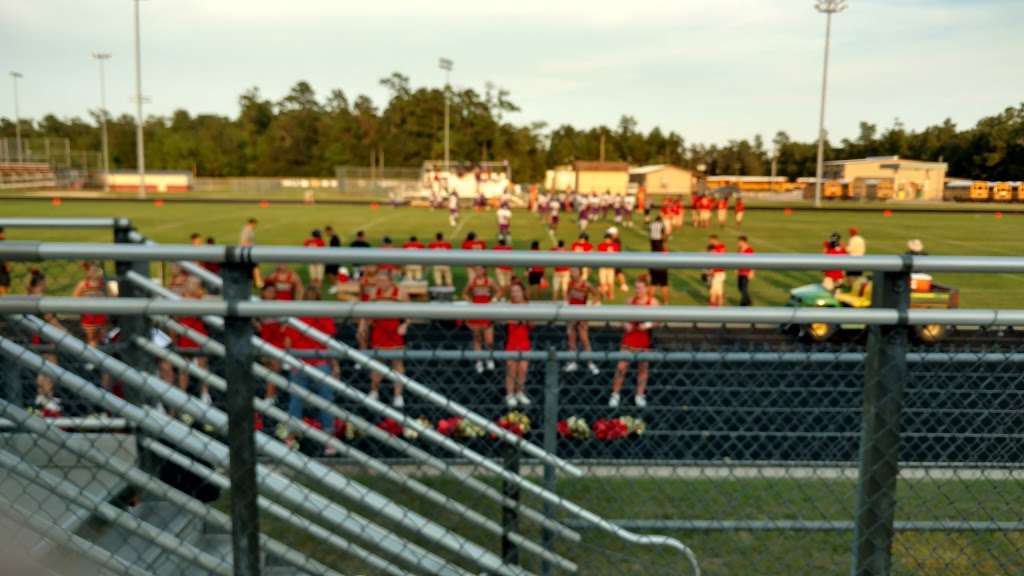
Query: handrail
[[3, 240, 1024, 273], [4, 295, 1024, 326]]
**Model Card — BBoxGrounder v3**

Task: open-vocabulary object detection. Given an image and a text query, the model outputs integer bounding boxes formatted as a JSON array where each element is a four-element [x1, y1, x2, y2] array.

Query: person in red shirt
[[377, 236, 399, 278], [737, 235, 754, 306], [596, 232, 619, 299], [461, 231, 487, 283], [564, 267, 602, 376], [700, 194, 714, 228], [72, 261, 110, 351], [284, 285, 340, 453], [369, 269, 410, 408], [690, 193, 701, 227], [172, 276, 213, 404], [527, 240, 547, 300], [549, 239, 569, 300], [256, 283, 284, 401], [428, 232, 454, 287], [571, 232, 594, 282], [265, 264, 303, 301], [610, 275, 659, 408], [707, 235, 728, 306], [402, 235, 426, 282], [822, 232, 848, 292], [492, 238, 514, 297], [659, 200, 673, 235], [672, 196, 685, 230], [734, 197, 746, 227], [462, 266, 498, 373], [717, 196, 729, 227], [303, 229, 326, 288], [503, 281, 533, 408], [355, 264, 378, 357]]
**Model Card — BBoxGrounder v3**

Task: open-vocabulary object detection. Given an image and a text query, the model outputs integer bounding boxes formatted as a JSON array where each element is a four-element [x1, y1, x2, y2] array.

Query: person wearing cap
[[596, 232, 619, 299], [846, 227, 867, 291], [906, 238, 927, 256], [822, 232, 848, 292]]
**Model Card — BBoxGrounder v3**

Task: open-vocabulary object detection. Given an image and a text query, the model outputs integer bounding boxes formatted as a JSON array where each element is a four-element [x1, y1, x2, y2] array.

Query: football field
[[3, 198, 1020, 308]]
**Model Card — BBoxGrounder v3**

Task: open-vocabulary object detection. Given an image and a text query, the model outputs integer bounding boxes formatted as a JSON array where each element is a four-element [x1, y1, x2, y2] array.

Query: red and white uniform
[[303, 237, 325, 249], [283, 317, 336, 366], [622, 296, 655, 350], [403, 240, 425, 250], [567, 279, 591, 306], [358, 274, 375, 302], [738, 245, 754, 277], [493, 244, 513, 272], [79, 277, 108, 328], [467, 276, 494, 327], [371, 285, 404, 349], [462, 239, 487, 251], [428, 240, 452, 251], [266, 270, 300, 301], [505, 319, 531, 352]]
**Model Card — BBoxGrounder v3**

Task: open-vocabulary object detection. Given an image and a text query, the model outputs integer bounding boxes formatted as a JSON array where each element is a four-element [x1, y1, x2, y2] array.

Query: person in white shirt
[[448, 192, 460, 227], [846, 227, 867, 290], [496, 204, 512, 243]]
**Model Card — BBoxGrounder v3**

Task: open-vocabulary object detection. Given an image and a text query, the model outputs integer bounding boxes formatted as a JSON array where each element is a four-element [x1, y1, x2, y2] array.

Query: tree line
[[2, 74, 1022, 182]]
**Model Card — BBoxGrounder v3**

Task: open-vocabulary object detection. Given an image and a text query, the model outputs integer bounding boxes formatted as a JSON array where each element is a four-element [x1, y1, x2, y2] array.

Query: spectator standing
[[283, 286, 340, 455], [368, 269, 409, 407], [492, 238, 514, 298], [304, 229, 326, 288], [737, 236, 755, 306], [503, 281, 533, 408], [350, 230, 371, 249], [239, 218, 262, 287], [549, 240, 569, 300], [496, 203, 513, 243], [822, 232, 848, 292], [72, 262, 112, 391], [265, 263, 303, 301], [324, 226, 342, 291], [428, 232, 453, 287], [462, 231, 487, 284], [648, 215, 670, 304], [707, 235, 727, 306], [734, 197, 746, 227], [596, 232, 619, 300], [402, 235, 426, 281], [610, 275, 658, 408], [571, 232, 594, 282]]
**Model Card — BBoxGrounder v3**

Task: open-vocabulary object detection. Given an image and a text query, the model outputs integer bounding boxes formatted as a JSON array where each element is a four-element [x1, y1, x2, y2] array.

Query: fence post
[[222, 249, 260, 576], [113, 219, 156, 473], [540, 348, 560, 576], [852, 268, 910, 576], [501, 430, 521, 566]]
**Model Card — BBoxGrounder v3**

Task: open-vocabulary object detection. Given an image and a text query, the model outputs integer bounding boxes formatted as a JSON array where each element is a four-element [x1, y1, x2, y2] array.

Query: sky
[[2, 0, 1022, 145]]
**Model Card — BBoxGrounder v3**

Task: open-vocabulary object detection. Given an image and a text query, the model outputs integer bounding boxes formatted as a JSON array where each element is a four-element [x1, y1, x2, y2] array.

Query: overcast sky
[[2, 0, 1022, 145]]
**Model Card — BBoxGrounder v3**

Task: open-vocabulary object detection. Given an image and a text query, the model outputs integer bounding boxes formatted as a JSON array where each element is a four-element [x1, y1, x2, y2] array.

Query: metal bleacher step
[[83, 499, 202, 576]]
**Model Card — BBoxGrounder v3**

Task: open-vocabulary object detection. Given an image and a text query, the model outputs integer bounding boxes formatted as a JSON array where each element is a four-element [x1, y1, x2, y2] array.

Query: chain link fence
[[0, 221, 1022, 575]]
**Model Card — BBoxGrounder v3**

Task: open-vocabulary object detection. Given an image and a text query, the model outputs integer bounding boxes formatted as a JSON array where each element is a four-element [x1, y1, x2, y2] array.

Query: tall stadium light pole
[[439, 58, 453, 176], [10, 71, 23, 163], [93, 53, 112, 191], [132, 0, 147, 198], [813, 0, 847, 208]]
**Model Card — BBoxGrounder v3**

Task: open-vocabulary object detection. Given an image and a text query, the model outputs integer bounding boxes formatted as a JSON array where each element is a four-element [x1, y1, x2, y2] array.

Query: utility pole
[[813, 0, 848, 208], [439, 58, 453, 177], [93, 53, 112, 191], [133, 0, 147, 198], [10, 71, 23, 162]]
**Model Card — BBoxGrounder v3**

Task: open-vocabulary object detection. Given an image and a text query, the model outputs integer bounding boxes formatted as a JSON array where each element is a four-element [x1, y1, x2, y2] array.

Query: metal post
[[2, 352, 20, 407], [222, 250, 260, 576], [814, 0, 847, 208], [852, 268, 910, 576], [439, 58, 453, 176], [93, 53, 111, 191], [540, 349, 560, 576], [10, 71, 22, 163], [132, 0, 147, 199], [114, 220, 156, 473]]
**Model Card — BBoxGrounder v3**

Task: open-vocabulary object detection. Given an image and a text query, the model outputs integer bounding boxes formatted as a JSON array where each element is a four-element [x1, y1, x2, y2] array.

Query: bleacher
[[0, 162, 58, 190]]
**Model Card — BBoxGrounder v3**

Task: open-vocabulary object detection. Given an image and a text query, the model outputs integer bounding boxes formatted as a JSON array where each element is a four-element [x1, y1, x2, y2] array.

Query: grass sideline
[[2, 198, 1020, 308]]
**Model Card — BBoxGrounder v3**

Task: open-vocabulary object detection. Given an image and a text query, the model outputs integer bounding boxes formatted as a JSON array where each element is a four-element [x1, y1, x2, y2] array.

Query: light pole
[[813, 0, 847, 208], [93, 53, 111, 191], [132, 0, 147, 198], [439, 58, 453, 177], [10, 71, 22, 162]]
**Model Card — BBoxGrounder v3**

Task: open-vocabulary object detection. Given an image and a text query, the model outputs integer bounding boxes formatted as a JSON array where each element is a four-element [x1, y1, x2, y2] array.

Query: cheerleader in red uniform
[[369, 269, 409, 408], [609, 275, 659, 408], [503, 281, 532, 408], [355, 264, 378, 362], [564, 267, 602, 376], [72, 261, 113, 390], [462, 265, 498, 374], [173, 276, 212, 404]]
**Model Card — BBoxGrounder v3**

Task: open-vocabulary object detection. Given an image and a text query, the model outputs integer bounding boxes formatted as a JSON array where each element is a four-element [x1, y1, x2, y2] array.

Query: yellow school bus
[[969, 181, 991, 201], [992, 182, 1013, 202], [823, 180, 844, 199], [1017, 182, 1024, 203]]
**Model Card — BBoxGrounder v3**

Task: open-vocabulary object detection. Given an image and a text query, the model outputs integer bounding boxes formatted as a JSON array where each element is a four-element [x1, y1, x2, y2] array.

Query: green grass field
[[2, 198, 1020, 308]]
